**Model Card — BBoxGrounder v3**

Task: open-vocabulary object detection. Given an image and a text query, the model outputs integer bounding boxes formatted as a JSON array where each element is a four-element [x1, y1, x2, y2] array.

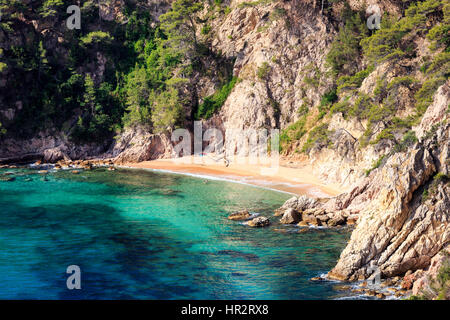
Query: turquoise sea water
[[0, 167, 351, 300]]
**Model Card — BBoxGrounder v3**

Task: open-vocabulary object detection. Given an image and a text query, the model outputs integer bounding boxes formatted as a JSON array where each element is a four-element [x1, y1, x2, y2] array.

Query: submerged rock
[[228, 210, 251, 221], [0, 176, 15, 182], [247, 217, 270, 228]]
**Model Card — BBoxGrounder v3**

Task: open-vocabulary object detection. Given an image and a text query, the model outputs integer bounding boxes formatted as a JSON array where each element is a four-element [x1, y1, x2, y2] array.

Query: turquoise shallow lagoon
[[0, 167, 351, 299]]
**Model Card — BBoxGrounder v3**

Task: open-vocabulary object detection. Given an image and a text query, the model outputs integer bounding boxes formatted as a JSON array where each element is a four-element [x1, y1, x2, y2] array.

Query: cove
[[0, 167, 351, 299]]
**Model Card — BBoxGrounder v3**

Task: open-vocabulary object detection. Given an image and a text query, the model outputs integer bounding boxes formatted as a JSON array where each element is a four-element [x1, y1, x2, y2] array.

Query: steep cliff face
[[276, 82, 449, 285], [199, 0, 449, 286], [205, 0, 335, 130], [197, 0, 446, 189], [1, 0, 446, 173], [328, 83, 449, 281]]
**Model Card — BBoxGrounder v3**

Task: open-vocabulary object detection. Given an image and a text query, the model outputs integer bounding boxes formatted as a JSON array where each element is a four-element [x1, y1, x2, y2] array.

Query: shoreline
[[121, 156, 344, 198], [1, 156, 344, 197]]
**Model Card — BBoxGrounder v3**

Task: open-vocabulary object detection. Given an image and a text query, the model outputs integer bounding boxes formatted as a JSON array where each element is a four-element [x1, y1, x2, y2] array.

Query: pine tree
[[151, 86, 183, 133], [82, 75, 97, 116], [159, 0, 203, 53]]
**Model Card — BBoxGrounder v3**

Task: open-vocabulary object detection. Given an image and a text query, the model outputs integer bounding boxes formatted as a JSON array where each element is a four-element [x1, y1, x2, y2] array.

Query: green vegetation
[[0, 0, 233, 142], [302, 63, 322, 88], [364, 130, 418, 176], [195, 77, 238, 119], [361, 0, 447, 64], [151, 86, 185, 133], [435, 262, 450, 300], [279, 116, 307, 152], [257, 62, 271, 80], [325, 5, 368, 77], [39, 0, 64, 18], [238, 0, 273, 9], [365, 154, 387, 176], [422, 172, 448, 202], [317, 88, 338, 119], [336, 65, 374, 94], [0, 122, 6, 136], [393, 130, 418, 152], [409, 255, 450, 300], [301, 124, 334, 153], [415, 77, 447, 114]]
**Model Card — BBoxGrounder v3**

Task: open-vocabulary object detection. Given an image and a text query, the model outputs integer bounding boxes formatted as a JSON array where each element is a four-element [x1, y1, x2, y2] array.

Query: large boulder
[[276, 195, 319, 215], [247, 217, 270, 228], [111, 126, 174, 163], [43, 147, 71, 163], [280, 208, 301, 224]]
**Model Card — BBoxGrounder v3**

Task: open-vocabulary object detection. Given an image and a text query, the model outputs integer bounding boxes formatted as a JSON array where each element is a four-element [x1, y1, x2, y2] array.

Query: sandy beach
[[122, 156, 344, 198]]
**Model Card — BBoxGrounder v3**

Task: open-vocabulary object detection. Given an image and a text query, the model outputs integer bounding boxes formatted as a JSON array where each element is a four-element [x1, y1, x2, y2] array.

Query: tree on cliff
[[123, 66, 152, 128], [159, 0, 204, 59], [82, 75, 97, 116], [151, 86, 184, 133], [39, 0, 65, 18]]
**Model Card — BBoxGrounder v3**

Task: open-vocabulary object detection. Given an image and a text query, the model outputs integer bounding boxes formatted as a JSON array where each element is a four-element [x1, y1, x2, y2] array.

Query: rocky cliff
[[275, 81, 449, 298]]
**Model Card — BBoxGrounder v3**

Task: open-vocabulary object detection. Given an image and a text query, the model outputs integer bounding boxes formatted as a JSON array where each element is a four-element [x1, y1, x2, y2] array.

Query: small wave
[[336, 294, 373, 300], [308, 225, 327, 230], [248, 212, 260, 219], [119, 166, 297, 195]]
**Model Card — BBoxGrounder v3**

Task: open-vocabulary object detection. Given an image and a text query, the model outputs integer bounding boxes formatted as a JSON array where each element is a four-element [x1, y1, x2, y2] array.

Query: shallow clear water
[[0, 167, 351, 299]]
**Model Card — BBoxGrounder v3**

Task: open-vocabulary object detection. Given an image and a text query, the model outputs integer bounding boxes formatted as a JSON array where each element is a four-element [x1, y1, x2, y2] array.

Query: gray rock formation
[[276, 82, 449, 281], [280, 208, 301, 224], [111, 126, 174, 163]]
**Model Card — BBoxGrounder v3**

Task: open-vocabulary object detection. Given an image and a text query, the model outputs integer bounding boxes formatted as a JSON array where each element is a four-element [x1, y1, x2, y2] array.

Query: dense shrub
[[257, 62, 271, 80], [325, 7, 368, 76], [280, 116, 307, 152], [195, 77, 238, 119], [301, 124, 334, 153]]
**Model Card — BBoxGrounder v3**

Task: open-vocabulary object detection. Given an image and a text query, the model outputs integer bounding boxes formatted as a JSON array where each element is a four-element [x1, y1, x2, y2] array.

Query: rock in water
[[276, 195, 319, 214], [280, 208, 301, 224], [0, 176, 15, 182], [247, 217, 270, 228], [302, 214, 320, 226], [228, 210, 251, 221]]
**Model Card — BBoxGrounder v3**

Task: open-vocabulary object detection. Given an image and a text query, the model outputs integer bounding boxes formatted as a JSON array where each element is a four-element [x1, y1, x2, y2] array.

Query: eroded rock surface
[[111, 126, 174, 163], [276, 120, 449, 281]]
